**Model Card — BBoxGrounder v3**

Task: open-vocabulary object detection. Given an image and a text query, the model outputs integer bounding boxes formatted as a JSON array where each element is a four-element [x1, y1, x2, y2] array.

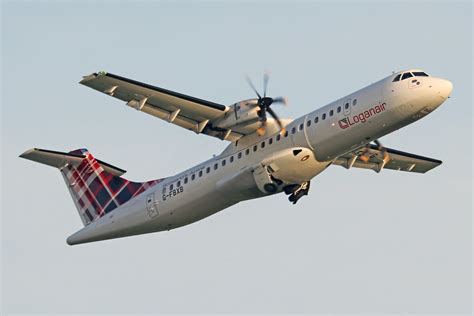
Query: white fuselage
[[67, 71, 452, 245]]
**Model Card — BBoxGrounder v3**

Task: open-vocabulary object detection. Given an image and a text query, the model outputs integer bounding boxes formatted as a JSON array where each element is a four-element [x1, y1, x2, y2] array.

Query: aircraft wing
[[333, 144, 442, 173], [80, 71, 244, 141]]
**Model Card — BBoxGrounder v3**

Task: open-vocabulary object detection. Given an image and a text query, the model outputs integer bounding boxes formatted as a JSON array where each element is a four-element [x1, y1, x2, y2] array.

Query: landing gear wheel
[[263, 183, 278, 193]]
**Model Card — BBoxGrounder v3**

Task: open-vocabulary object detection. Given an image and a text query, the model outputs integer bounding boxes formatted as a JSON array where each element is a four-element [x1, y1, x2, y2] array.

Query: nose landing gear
[[284, 181, 310, 204]]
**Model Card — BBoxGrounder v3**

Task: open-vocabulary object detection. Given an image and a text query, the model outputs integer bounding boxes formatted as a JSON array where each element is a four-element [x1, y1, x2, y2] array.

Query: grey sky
[[1, 1, 472, 314]]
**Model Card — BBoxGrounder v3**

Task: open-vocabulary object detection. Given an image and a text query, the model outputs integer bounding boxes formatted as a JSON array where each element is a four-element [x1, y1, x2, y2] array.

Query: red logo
[[338, 102, 386, 129]]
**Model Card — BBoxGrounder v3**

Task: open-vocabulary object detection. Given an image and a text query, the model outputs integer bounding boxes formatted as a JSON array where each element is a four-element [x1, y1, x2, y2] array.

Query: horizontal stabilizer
[[20, 148, 126, 176]]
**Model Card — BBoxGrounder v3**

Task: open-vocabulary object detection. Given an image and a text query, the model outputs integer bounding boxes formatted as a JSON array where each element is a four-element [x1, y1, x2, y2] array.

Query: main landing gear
[[284, 181, 310, 204]]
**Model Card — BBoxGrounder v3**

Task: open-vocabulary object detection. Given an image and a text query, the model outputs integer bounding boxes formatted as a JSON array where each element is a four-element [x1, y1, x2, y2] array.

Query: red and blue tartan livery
[[61, 149, 163, 226]]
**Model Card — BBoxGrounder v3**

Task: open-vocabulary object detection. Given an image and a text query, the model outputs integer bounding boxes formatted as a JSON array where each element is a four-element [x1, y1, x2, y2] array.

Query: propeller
[[245, 72, 287, 135], [360, 139, 390, 162]]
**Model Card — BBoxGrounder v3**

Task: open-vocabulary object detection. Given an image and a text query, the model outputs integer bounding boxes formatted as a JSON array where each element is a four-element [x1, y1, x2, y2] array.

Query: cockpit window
[[412, 71, 429, 77], [392, 74, 401, 82], [401, 72, 413, 80]]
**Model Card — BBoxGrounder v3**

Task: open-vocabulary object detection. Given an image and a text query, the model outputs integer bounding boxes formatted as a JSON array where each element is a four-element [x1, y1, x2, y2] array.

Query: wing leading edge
[[333, 144, 442, 173], [80, 71, 245, 141]]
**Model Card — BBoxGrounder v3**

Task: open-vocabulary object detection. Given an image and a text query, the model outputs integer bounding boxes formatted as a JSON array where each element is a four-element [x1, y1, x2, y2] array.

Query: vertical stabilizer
[[20, 148, 164, 226]]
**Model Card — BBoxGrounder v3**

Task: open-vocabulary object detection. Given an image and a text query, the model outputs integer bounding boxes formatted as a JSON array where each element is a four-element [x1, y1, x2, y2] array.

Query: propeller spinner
[[245, 72, 287, 135]]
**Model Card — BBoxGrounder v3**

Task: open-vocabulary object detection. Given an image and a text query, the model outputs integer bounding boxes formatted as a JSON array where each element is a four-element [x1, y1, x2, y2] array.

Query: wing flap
[[136, 102, 243, 141], [334, 144, 442, 173], [80, 72, 227, 112]]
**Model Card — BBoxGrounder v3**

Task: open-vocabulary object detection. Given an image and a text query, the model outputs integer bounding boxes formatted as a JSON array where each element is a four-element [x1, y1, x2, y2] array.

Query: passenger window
[[401, 72, 413, 80], [413, 71, 429, 77], [284, 130, 289, 137], [269, 138, 273, 145], [322, 113, 326, 120], [261, 141, 265, 148], [314, 116, 319, 123], [392, 74, 402, 82], [191, 174, 196, 180], [214, 163, 218, 170], [184, 177, 188, 184], [245, 148, 250, 155], [307, 120, 311, 127], [276, 134, 281, 141], [238, 152, 242, 159], [253, 145, 257, 152], [330, 110, 334, 116], [230, 156, 234, 163], [170, 184, 173, 190], [345, 103, 349, 109], [353, 99, 357, 106], [162, 187, 166, 194], [206, 167, 210, 174], [177, 181, 181, 187], [199, 170, 203, 177], [222, 159, 226, 166], [299, 123, 303, 131], [337, 106, 341, 113], [291, 127, 296, 134]]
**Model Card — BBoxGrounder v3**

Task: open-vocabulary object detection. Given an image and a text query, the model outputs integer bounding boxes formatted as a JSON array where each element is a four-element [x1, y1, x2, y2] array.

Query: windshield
[[401, 72, 414, 80], [412, 71, 429, 77]]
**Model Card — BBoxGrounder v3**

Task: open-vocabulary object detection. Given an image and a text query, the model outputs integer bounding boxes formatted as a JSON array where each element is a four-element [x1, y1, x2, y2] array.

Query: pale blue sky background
[[1, 1, 472, 314]]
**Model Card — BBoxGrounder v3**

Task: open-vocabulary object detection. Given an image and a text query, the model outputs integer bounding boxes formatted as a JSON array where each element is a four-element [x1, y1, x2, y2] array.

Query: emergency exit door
[[146, 193, 159, 218]]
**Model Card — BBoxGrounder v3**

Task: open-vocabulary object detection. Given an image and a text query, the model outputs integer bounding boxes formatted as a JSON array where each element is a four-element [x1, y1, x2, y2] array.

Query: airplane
[[20, 69, 453, 245]]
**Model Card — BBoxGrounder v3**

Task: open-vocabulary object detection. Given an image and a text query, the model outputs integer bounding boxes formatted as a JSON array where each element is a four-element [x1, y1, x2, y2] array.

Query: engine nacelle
[[213, 99, 260, 130]]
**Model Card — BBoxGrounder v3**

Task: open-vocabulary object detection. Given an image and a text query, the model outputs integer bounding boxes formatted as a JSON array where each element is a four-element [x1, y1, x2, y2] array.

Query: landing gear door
[[146, 193, 159, 218], [343, 99, 351, 116], [252, 163, 277, 194]]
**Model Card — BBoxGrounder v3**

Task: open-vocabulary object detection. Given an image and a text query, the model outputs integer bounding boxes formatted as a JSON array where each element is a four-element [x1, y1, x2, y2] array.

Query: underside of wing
[[80, 71, 246, 141], [333, 144, 442, 173]]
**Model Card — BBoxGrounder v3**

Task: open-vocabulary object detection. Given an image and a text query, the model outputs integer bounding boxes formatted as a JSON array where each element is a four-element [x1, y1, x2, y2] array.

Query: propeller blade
[[256, 119, 268, 136], [272, 96, 288, 106], [267, 107, 284, 131], [258, 107, 267, 121], [263, 71, 270, 98], [245, 74, 261, 99]]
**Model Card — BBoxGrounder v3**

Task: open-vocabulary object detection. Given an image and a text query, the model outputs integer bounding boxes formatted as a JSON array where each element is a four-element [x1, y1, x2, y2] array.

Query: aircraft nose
[[437, 78, 453, 99]]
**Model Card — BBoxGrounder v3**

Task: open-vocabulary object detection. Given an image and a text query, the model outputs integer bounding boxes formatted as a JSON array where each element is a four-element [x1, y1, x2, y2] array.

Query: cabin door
[[343, 99, 351, 116]]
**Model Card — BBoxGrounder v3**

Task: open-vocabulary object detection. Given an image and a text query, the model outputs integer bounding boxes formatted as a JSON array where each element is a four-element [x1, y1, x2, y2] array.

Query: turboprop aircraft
[[20, 69, 452, 245]]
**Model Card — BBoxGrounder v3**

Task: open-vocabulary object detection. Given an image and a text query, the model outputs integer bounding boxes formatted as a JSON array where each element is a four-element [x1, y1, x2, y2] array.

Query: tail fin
[[20, 148, 164, 226]]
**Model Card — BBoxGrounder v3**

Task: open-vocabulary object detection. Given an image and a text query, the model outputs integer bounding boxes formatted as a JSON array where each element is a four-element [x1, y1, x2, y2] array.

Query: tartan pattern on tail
[[60, 149, 162, 226]]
